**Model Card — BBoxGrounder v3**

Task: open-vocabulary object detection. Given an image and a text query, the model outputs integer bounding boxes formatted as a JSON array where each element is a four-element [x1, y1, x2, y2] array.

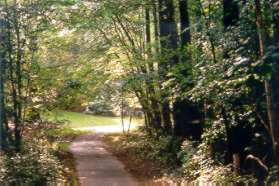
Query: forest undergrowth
[[104, 128, 279, 184], [0, 121, 83, 184]]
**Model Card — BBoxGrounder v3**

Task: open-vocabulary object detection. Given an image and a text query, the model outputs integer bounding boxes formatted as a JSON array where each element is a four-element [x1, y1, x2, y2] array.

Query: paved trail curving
[[69, 125, 140, 186]]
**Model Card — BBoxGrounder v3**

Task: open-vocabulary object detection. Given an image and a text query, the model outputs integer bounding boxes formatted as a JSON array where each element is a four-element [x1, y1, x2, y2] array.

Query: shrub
[[145, 135, 183, 171], [181, 143, 241, 182], [0, 142, 64, 183], [201, 120, 227, 164], [266, 166, 279, 182], [109, 131, 183, 173]]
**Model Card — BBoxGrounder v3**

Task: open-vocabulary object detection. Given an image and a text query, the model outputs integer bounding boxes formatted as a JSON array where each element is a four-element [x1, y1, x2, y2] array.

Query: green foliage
[[0, 142, 64, 183], [143, 135, 183, 170], [178, 141, 197, 164], [181, 149, 242, 182], [201, 121, 227, 164], [105, 131, 250, 182], [1, 0, 279, 183], [267, 166, 279, 182], [184, 1, 276, 177], [109, 131, 183, 174]]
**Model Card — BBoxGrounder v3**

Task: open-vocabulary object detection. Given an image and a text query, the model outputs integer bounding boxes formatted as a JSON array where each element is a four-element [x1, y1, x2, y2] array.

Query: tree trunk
[[0, 39, 5, 151], [173, 0, 192, 138], [14, 2, 22, 152], [271, 0, 279, 164], [233, 153, 241, 175], [146, 7, 162, 129], [145, 8, 151, 48], [172, 0, 204, 139], [254, 0, 279, 162], [152, 2, 165, 130], [179, 0, 191, 46], [153, 2, 160, 53], [158, 0, 178, 54], [158, 0, 178, 133]]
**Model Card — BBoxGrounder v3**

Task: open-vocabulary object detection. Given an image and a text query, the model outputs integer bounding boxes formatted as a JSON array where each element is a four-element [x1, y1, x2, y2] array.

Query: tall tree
[[158, 0, 178, 133], [179, 0, 191, 46], [0, 28, 4, 151], [254, 0, 279, 163], [271, 0, 279, 164], [13, 1, 23, 151], [173, 0, 203, 139], [145, 6, 162, 130], [0, 8, 8, 151]]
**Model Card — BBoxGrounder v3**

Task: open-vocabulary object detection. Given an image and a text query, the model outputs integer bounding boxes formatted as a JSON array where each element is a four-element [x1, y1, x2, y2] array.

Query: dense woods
[[0, 0, 279, 183]]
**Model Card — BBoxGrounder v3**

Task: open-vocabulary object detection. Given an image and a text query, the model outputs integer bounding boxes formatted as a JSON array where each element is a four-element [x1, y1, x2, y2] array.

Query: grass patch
[[42, 110, 119, 129]]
